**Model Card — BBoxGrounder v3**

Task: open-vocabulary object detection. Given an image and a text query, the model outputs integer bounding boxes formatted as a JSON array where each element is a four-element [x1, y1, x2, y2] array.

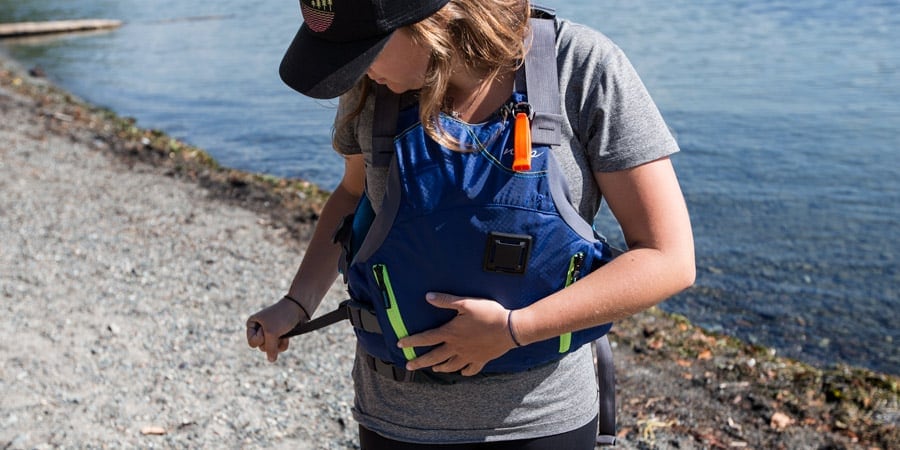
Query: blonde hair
[[335, 0, 531, 150]]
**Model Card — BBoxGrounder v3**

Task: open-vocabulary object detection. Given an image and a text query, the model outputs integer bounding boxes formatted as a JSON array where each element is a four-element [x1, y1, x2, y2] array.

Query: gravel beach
[[1, 61, 356, 449], [1, 57, 896, 449]]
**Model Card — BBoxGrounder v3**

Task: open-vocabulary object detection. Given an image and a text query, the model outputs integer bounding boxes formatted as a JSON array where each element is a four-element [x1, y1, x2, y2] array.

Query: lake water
[[2, 0, 898, 375]]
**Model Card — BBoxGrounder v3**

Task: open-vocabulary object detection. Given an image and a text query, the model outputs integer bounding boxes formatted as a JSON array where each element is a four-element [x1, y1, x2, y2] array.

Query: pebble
[[0, 79, 357, 448]]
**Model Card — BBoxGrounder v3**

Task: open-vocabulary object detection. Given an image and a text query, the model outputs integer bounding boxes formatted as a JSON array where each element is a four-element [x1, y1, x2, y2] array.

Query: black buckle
[[483, 232, 532, 274], [365, 354, 417, 382], [346, 301, 382, 334]]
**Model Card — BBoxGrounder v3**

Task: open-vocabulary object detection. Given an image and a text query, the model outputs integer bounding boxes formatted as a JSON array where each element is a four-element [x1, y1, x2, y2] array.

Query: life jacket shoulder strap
[[371, 84, 401, 168], [517, 9, 563, 147]]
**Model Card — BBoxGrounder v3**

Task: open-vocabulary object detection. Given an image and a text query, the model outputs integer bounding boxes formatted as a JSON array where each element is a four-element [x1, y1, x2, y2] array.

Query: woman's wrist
[[507, 309, 524, 347], [281, 294, 311, 321]]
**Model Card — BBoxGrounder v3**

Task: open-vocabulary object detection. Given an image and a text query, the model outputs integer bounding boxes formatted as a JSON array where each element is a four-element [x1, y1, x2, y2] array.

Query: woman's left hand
[[397, 292, 516, 376]]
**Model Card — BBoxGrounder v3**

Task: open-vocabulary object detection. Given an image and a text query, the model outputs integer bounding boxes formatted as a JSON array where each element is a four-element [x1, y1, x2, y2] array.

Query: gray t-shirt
[[332, 18, 679, 443]]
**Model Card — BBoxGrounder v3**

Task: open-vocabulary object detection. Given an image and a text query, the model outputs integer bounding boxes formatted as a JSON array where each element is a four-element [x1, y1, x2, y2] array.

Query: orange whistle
[[513, 111, 532, 172]]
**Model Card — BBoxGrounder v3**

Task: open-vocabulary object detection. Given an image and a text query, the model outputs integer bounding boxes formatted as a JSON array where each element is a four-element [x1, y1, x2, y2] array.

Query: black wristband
[[507, 310, 523, 347], [282, 295, 311, 321]]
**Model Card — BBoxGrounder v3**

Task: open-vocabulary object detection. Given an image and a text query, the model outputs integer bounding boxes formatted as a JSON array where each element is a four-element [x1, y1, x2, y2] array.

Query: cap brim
[[280, 24, 392, 99]]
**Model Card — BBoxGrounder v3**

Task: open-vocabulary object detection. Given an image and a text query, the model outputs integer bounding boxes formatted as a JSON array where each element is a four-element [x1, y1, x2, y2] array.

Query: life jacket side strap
[[594, 335, 618, 446], [280, 299, 382, 339]]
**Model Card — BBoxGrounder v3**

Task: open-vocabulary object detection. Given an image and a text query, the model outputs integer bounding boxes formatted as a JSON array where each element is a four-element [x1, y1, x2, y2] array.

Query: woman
[[247, 0, 694, 448]]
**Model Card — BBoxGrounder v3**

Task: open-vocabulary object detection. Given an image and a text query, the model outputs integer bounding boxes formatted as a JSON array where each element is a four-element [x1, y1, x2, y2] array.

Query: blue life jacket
[[344, 87, 616, 373]]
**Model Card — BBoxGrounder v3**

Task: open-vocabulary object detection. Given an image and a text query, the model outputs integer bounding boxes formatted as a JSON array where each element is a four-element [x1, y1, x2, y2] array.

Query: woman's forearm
[[512, 157, 695, 345], [511, 243, 695, 346], [286, 156, 365, 316]]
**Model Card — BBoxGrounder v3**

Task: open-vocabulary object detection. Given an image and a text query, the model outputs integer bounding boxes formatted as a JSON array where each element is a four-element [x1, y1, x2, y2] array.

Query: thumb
[[425, 292, 464, 311], [246, 319, 265, 349], [263, 328, 282, 362]]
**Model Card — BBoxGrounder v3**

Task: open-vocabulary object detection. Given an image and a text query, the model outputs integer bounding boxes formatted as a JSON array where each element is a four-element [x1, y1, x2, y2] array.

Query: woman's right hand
[[246, 297, 307, 362], [246, 155, 365, 363]]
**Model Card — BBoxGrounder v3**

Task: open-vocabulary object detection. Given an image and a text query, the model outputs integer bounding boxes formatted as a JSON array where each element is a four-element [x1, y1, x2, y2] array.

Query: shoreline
[[1, 56, 897, 449]]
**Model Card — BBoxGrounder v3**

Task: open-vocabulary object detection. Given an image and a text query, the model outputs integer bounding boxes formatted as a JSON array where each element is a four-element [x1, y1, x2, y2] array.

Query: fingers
[[407, 348, 485, 376], [397, 328, 443, 349], [424, 292, 464, 310], [396, 292, 470, 348], [247, 317, 291, 363], [246, 298, 305, 362], [263, 328, 282, 362], [246, 320, 264, 348], [434, 358, 484, 375], [400, 294, 510, 375], [405, 345, 453, 371], [460, 362, 485, 376]]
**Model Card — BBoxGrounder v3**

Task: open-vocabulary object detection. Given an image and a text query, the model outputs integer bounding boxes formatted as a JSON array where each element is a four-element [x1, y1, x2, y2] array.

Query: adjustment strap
[[522, 15, 563, 146], [280, 299, 381, 338], [362, 353, 478, 385], [364, 353, 418, 382], [595, 335, 618, 446], [371, 84, 400, 168], [348, 301, 382, 334]]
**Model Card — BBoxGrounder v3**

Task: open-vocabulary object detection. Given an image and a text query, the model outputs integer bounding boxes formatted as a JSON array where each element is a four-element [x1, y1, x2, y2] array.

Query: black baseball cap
[[280, 0, 450, 99]]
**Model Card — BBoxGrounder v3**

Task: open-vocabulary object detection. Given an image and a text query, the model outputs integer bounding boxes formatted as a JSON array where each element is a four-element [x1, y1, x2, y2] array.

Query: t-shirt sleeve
[[332, 85, 365, 156], [559, 21, 679, 173]]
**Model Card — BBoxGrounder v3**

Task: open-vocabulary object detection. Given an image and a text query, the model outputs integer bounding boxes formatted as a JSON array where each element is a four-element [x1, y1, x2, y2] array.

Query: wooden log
[[0, 19, 122, 38]]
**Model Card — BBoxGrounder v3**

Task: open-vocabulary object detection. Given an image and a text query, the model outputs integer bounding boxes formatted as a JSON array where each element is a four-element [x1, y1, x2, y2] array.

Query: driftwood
[[0, 19, 122, 38]]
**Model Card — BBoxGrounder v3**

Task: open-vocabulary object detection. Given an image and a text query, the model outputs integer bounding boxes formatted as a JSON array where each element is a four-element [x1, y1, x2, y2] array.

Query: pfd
[[282, 8, 619, 446], [343, 86, 615, 372]]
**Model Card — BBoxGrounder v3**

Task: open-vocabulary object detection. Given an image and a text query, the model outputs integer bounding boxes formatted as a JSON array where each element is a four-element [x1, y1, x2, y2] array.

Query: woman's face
[[366, 28, 431, 94]]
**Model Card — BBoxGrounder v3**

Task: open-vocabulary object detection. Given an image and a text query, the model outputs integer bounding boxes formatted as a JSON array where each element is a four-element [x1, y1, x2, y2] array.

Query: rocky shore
[[1, 56, 897, 449]]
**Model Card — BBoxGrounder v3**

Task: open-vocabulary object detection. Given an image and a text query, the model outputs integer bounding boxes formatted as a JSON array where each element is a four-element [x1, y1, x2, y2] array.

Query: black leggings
[[359, 415, 598, 450]]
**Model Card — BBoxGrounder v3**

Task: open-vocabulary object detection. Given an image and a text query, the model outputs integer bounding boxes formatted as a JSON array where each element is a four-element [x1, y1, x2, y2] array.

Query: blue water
[[2, 0, 898, 375]]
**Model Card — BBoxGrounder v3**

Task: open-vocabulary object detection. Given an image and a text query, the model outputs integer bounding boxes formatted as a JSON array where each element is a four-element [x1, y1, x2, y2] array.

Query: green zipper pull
[[566, 252, 586, 285], [373, 265, 391, 309], [559, 252, 586, 353], [372, 264, 417, 361]]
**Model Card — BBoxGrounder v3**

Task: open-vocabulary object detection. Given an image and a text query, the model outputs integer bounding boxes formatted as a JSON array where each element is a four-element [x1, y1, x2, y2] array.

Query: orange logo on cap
[[301, 0, 334, 33]]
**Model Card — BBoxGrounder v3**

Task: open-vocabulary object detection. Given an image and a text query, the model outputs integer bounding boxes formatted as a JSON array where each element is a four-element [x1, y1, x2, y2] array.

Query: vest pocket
[[372, 264, 417, 361]]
